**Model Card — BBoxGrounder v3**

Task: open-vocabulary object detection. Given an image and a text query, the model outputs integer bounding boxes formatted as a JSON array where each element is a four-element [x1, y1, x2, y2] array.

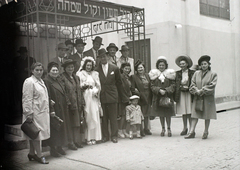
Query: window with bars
[[200, 0, 230, 20]]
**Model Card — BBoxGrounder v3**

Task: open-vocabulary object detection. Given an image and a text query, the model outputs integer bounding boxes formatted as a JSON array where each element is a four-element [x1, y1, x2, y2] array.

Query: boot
[[118, 130, 125, 138], [123, 129, 130, 138]]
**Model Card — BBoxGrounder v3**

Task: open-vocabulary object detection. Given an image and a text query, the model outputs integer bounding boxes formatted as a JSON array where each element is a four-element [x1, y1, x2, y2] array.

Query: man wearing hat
[[83, 36, 103, 61], [69, 38, 86, 73], [50, 43, 69, 74], [117, 45, 134, 75], [65, 39, 74, 58], [95, 48, 128, 143], [106, 43, 118, 65]]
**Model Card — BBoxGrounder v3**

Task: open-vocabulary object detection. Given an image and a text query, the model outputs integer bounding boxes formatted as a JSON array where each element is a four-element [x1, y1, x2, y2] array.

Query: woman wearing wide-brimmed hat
[[149, 56, 176, 137], [61, 59, 85, 149], [174, 55, 195, 136], [185, 55, 217, 139]]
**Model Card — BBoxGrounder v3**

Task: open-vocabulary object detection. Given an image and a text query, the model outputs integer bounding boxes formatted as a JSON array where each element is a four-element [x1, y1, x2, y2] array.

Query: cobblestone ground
[[3, 109, 240, 170]]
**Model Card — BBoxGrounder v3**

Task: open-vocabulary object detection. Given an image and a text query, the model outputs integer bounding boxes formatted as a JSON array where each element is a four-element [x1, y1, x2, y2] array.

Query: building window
[[200, 0, 230, 20]]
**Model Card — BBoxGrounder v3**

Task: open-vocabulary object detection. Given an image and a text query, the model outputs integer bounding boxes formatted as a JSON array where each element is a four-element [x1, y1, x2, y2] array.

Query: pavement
[[1, 108, 239, 170]]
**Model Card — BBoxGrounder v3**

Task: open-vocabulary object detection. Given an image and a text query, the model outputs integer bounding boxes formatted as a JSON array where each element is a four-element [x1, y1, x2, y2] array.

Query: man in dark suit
[[83, 36, 103, 66], [50, 43, 68, 74], [95, 48, 127, 143], [69, 38, 86, 73]]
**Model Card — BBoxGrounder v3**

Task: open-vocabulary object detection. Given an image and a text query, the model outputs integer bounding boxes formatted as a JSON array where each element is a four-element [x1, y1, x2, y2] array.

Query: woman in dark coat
[[185, 55, 217, 139], [118, 62, 132, 138], [131, 60, 152, 136], [149, 56, 176, 137], [61, 59, 85, 150], [174, 55, 195, 136], [44, 62, 69, 157]]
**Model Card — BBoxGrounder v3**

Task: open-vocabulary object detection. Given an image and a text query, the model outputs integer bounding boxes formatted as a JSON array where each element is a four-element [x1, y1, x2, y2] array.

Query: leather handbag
[[50, 115, 63, 131], [21, 119, 40, 140], [195, 96, 204, 112], [180, 85, 189, 92], [159, 96, 173, 107]]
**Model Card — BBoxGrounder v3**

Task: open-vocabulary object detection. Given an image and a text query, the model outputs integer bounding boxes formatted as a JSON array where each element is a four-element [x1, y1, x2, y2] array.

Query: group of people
[[21, 36, 218, 164]]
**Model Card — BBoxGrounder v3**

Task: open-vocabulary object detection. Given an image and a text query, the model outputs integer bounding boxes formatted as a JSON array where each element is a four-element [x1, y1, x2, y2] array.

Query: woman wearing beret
[[118, 62, 132, 138], [174, 55, 195, 136], [22, 62, 50, 164], [131, 60, 152, 137], [185, 55, 217, 139], [43, 62, 69, 157], [61, 59, 85, 149], [76, 57, 102, 145], [149, 56, 176, 137]]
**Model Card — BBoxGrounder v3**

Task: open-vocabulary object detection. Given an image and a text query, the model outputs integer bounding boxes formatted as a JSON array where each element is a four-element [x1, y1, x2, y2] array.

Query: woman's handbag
[[50, 115, 63, 131], [195, 96, 204, 112], [180, 85, 189, 92], [159, 96, 173, 107], [21, 119, 40, 140]]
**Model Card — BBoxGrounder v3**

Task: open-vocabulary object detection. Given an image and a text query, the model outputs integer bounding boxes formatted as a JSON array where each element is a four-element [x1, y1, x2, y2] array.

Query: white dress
[[77, 70, 102, 141]]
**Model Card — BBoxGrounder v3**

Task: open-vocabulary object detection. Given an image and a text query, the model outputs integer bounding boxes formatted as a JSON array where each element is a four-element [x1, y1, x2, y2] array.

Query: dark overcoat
[[130, 73, 152, 116], [130, 73, 152, 106], [44, 75, 69, 146], [61, 72, 85, 127], [174, 69, 195, 102], [151, 76, 175, 117]]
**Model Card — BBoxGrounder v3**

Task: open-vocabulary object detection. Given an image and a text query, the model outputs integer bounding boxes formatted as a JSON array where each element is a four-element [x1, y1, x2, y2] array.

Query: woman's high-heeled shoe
[[202, 132, 208, 139], [167, 128, 172, 137], [180, 128, 188, 136], [27, 154, 36, 161], [34, 156, 49, 164], [160, 128, 166, 137], [184, 132, 196, 139]]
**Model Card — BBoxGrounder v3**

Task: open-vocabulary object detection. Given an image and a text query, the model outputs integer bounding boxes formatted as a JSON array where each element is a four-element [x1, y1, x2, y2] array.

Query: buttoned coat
[[151, 74, 176, 117], [95, 63, 127, 104], [22, 75, 50, 140], [174, 69, 195, 102], [190, 70, 217, 119], [130, 73, 152, 106], [43, 75, 69, 146], [61, 72, 85, 127]]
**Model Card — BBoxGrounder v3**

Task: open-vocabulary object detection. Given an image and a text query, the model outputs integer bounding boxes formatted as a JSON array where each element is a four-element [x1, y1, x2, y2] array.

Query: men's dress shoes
[[75, 142, 83, 148], [111, 138, 118, 143], [140, 131, 145, 137], [144, 130, 152, 135], [56, 147, 66, 155], [50, 149, 61, 157], [68, 144, 78, 150], [102, 138, 108, 143]]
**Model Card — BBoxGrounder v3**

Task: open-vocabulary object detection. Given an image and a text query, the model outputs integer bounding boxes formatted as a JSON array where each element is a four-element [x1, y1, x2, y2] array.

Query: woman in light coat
[[22, 62, 50, 164], [185, 55, 217, 139]]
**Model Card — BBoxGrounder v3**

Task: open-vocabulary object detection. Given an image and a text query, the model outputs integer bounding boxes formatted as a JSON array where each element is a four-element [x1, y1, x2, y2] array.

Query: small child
[[126, 95, 144, 139]]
